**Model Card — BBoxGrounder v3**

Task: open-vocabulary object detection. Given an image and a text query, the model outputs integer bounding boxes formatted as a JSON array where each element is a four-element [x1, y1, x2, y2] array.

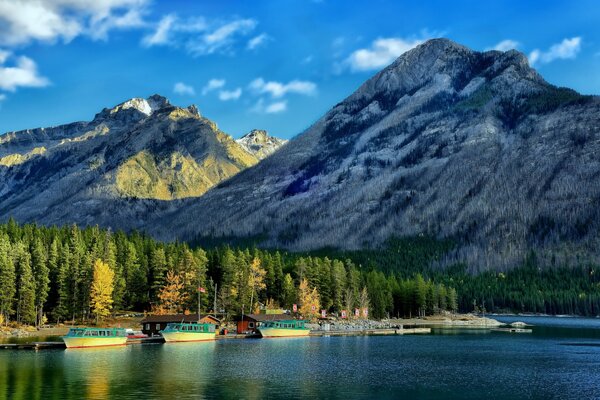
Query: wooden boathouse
[[141, 314, 220, 336], [235, 313, 291, 334]]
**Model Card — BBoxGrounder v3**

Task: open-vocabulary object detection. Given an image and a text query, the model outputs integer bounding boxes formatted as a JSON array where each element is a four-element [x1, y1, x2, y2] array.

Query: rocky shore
[[308, 313, 502, 331]]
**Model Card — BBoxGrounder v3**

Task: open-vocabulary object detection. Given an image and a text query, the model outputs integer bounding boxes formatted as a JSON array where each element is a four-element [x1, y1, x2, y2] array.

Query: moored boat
[[62, 327, 128, 348], [161, 322, 216, 342], [257, 320, 310, 338]]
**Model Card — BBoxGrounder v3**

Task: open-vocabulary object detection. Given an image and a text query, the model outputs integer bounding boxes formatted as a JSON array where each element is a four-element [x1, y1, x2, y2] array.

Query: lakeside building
[[235, 313, 291, 334], [141, 314, 220, 336]]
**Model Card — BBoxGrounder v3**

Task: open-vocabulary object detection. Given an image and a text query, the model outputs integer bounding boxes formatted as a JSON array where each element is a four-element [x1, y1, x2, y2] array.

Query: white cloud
[[0, 49, 9, 64], [142, 13, 177, 47], [0, 53, 50, 92], [0, 93, 6, 102], [247, 33, 270, 50], [218, 88, 242, 101], [487, 39, 519, 52], [202, 79, 226, 95], [344, 37, 425, 72], [142, 14, 208, 47], [249, 78, 317, 98], [251, 98, 287, 114], [187, 18, 257, 56], [529, 37, 582, 66], [266, 101, 286, 113], [143, 15, 257, 56], [0, 0, 148, 46], [173, 82, 195, 96]]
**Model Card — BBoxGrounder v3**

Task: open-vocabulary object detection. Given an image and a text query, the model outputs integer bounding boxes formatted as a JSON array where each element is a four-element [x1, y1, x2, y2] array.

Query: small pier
[[310, 327, 431, 337], [491, 327, 533, 334], [0, 342, 66, 350]]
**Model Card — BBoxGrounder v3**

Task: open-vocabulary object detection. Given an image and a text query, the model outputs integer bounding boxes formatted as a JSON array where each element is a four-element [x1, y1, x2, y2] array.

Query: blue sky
[[0, 0, 599, 139]]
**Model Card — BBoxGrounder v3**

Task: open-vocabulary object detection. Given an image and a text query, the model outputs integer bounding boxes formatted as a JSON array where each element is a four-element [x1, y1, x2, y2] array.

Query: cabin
[[235, 313, 291, 334], [141, 314, 220, 336]]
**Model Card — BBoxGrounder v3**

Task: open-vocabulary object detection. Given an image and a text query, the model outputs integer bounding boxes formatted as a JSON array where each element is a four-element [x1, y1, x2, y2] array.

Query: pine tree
[[447, 287, 458, 314], [149, 247, 168, 301], [31, 238, 50, 327], [53, 242, 70, 322], [15, 242, 36, 325], [331, 260, 347, 312], [0, 234, 16, 324], [90, 259, 115, 323], [281, 273, 296, 309]]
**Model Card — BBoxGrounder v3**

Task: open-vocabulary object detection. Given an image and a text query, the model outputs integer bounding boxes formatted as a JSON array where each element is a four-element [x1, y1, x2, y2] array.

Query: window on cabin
[[146, 324, 150, 331], [156, 324, 161, 330], [249, 322, 255, 328]]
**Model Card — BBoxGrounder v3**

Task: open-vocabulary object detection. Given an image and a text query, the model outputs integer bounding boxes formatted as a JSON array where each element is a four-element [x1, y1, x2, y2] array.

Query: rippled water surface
[[1, 317, 600, 399]]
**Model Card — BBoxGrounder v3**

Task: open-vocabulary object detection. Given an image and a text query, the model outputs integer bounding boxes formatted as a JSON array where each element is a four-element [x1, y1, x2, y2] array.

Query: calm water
[[1, 317, 600, 399]]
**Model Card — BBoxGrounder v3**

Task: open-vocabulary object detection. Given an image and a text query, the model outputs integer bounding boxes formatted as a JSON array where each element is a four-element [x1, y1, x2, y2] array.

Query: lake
[[1, 316, 600, 399]]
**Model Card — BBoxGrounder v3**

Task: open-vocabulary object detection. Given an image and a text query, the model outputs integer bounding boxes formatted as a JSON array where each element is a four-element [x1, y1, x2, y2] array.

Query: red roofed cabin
[[236, 314, 291, 334], [141, 314, 220, 337]]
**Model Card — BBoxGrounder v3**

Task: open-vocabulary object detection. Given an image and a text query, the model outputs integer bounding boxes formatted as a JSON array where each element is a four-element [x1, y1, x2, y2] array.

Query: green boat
[[161, 322, 216, 342], [62, 327, 128, 348], [257, 320, 310, 338]]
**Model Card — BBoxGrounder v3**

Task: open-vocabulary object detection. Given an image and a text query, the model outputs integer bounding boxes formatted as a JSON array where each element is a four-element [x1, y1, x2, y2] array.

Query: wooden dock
[[491, 327, 533, 334], [310, 327, 431, 337], [0, 342, 66, 350], [1, 328, 432, 350]]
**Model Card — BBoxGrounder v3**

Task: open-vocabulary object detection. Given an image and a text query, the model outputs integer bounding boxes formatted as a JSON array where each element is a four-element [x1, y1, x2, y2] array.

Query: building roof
[[237, 313, 291, 322], [140, 314, 220, 324]]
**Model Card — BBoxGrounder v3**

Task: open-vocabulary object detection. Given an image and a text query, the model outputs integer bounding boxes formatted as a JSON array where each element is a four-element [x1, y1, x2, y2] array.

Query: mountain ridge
[[146, 38, 600, 269], [0, 94, 286, 226]]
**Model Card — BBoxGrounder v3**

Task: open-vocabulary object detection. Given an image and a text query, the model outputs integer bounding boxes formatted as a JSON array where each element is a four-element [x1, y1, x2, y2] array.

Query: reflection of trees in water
[[63, 347, 129, 398], [152, 342, 216, 397]]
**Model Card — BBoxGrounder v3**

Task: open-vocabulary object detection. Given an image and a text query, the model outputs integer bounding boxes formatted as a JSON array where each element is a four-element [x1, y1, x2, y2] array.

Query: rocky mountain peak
[[343, 38, 543, 113], [93, 94, 173, 123], [236, 129, 287, 160]]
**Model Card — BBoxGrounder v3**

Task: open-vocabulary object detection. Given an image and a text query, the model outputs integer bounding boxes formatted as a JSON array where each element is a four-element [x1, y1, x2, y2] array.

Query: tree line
[[0, 221, 458, 325]]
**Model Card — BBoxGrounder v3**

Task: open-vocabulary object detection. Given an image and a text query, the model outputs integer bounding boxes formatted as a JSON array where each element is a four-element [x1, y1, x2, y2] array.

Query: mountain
[[236, 129, 288, 159], [149, 39, 600, 269], [0, 95, 285, 228]]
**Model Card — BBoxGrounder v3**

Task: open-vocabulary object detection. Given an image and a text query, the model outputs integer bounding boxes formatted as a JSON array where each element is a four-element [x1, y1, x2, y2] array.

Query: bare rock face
[[236, 129, 288, 160], [150, 39, 600, 269], [0, 95, 270, 228]]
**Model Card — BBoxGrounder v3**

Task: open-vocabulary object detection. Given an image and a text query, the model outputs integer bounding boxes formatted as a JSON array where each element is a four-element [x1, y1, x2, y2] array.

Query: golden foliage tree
[[359, 287, 370, 319], [298, 278, 320, 321], [249, 257, 266, 313], [90, 259, 115, 323], [156, 270, 188, 314]]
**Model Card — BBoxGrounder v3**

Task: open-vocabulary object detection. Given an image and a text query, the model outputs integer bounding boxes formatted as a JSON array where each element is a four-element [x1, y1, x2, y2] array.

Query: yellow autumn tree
[[156, 270, 188, 314], [249, 257, 266, 313], [298, 278, 320, 321], [90, 259, 115, 323]]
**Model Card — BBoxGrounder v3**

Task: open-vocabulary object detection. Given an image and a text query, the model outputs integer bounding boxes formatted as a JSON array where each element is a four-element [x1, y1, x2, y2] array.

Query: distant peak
[[108, 95, 171, 117], [241, 129, 269, 139]]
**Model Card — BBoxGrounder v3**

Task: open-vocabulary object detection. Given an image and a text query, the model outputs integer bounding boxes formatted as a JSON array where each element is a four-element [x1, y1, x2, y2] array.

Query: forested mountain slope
[[152, 39, 600, 269]]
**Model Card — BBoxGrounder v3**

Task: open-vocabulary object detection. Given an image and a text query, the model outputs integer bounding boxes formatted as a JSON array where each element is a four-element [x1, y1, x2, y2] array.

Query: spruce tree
[[31, 238, 50, 326], [0, 234, 16, 323], [15, 242, 36, 325]]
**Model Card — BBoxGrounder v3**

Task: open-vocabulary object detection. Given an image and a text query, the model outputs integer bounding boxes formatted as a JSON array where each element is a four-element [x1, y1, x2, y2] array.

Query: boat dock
[[1, 328, 432, 350], [310, 327, 431, 337], [0, 342, 66, 350], [491, 327, 533, 333]]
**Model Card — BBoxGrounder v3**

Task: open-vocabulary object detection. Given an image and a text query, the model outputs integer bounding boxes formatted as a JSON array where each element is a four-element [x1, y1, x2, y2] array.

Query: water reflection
[[1, 320, 600, 399], [63, 347, 129, 399], [151, 341, 216, 398]]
